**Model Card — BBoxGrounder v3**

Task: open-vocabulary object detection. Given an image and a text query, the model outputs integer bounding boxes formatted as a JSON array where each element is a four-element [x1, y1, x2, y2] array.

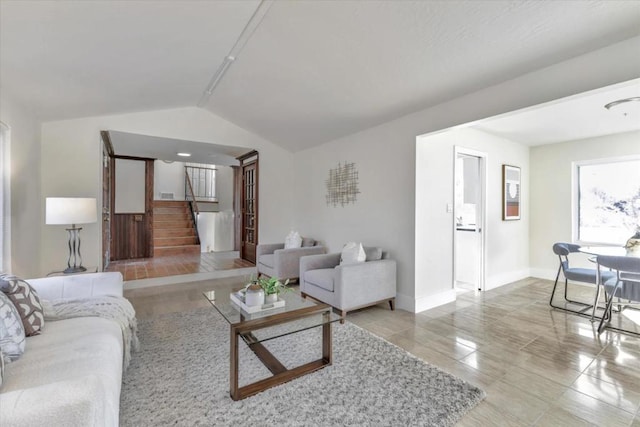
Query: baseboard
[[395, 292, 414, 312], [529, 268, 558, 281], [530, 267, 595, 288], [396, 289, 456, 314], [123, 266, 256, 290], [485, 268, 531, 291]]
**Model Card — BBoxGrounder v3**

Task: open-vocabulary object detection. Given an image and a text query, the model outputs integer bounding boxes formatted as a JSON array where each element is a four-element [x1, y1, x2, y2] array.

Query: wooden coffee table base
[[229, 306, 333, 401]]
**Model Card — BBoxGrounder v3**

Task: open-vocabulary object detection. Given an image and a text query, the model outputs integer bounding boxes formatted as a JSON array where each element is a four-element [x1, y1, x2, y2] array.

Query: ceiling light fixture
[[177, 152, 191, 157], [197, 0, 274, 107], [604, 97, 640, 117]]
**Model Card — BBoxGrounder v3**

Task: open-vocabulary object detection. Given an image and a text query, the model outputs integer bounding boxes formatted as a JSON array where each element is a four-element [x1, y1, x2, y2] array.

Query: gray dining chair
[[596, 255, 640, 336], [550, 242, 615, 318]]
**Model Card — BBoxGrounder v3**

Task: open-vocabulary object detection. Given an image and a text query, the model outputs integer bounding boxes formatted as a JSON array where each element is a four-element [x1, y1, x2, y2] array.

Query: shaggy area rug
[[120, 308, 485, 426]]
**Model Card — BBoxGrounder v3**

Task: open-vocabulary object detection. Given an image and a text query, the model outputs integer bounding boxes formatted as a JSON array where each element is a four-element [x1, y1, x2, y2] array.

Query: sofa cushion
[[364, 247, 383, 261], [259, 254, 275, 269], [0, 292, 26, 362], [301, 237, 316, 247], [304, 268, 335, 292], [0, 317, 123, 426], [1, 276, 44, 336]]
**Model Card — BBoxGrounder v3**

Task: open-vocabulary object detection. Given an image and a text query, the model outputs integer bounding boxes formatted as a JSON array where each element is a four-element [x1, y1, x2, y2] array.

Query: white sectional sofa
[[0, 272, 125, 427]]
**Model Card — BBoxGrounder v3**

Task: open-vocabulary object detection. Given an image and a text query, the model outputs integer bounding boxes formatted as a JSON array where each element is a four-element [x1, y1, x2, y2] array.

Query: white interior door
[[454, 147, 487, 291]]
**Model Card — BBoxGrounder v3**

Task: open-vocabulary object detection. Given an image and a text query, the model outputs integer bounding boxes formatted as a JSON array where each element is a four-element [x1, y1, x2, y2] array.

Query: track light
[[197, 0, 274, 107]]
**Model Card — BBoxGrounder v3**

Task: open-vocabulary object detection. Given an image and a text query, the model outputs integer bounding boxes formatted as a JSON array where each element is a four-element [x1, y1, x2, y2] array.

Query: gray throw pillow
[[0, 291, 26, 362], [363, 247, 383, 261], [301, 237, 316, 247], [0, 275, 44, 336]]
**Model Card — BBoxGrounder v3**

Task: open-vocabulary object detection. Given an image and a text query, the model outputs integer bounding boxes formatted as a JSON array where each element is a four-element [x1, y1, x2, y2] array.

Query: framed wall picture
[[502, 164, 521, 220]]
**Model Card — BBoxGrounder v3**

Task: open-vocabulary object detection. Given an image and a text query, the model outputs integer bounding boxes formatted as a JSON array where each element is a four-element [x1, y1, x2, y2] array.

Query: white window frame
[[572, 154, 640, 246], [0, 121, 11, 272]]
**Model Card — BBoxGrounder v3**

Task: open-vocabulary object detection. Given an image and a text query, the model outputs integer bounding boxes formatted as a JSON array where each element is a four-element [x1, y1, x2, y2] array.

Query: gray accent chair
[[299, 246, 396, 323], [257, 239, 326, 281]]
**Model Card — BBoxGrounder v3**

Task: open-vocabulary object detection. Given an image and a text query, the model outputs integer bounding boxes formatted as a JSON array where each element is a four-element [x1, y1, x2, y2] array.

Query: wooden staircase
[[153, 200, 200, 257]]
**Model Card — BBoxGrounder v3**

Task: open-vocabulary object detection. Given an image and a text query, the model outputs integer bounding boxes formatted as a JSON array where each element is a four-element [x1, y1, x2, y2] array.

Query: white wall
[[415, 128, 530, 311], [154, 161, 185, 200], [292, 37, 639, 312], [114, 158, 145, 213], [0, 93, 41, 278], [216, 165, 234, 212], [530, 130, 640, 280], [40, 107, 294, 276]]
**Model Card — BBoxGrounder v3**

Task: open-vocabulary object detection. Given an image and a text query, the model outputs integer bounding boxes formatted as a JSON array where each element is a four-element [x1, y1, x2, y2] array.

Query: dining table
[[578, 245, 640, 336], [578, 245, 640, 258], [578, 246, 640, 329]]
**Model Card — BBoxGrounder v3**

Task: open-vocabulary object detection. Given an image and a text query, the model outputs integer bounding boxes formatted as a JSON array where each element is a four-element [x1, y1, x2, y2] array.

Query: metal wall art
[[326, 162, 360, 207]]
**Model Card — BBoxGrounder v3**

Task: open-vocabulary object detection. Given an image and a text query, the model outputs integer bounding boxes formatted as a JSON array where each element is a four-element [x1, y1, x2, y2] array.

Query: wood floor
[[125, 276, 640, 426], [106, 252, 254, 281]]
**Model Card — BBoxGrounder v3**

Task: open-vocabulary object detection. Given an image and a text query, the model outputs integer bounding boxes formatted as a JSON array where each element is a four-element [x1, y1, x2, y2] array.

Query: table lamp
[[46, 197, 97, 273]]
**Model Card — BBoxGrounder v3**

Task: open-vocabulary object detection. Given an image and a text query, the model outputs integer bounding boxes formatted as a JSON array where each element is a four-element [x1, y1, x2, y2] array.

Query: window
[[185, 164, 217, 201], [574, 156, 640, 245]]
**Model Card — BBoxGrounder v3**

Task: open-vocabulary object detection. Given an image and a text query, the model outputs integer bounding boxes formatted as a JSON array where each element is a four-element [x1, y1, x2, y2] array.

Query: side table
[[46, 266, 99, 277]]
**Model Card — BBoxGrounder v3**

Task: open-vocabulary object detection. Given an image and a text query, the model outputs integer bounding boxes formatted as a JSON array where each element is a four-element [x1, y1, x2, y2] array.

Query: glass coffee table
[[204, 289, 341, 400]]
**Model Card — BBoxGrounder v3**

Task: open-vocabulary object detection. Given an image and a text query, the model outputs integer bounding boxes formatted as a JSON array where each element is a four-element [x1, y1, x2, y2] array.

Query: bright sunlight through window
[[575, 157, 640, 245]]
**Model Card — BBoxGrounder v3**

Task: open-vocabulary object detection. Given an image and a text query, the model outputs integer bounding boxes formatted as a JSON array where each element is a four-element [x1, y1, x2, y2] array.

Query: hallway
[[105, 251, 254, 281]]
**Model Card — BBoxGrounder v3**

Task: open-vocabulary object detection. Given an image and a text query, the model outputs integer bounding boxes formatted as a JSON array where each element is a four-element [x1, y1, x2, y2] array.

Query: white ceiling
[[475, 79, 640, 145], [0, 0, 261, 118], [1, 1, 640, 152], [108, 131, 252, 166]]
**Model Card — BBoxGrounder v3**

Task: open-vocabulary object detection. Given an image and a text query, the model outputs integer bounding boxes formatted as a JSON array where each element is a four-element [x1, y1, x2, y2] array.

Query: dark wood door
[[102, 145, 112, 269], [240, 155, 258, 263], [101, 131, 114, 270], [233, 166, 241, 252], [110, 157, 154, 260]]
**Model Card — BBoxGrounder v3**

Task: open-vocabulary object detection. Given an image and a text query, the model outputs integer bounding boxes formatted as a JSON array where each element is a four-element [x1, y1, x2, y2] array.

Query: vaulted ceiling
[[1, 1, 639, 152]]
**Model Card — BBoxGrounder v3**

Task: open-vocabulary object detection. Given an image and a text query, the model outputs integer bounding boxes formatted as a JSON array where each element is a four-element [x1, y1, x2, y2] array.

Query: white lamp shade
[[46, 197, 97, 225]]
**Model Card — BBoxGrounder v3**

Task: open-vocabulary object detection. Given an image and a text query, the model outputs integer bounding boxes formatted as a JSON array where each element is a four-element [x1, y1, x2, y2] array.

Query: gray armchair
[[257, 239, 326, 281], [300, 247, 396, 322]]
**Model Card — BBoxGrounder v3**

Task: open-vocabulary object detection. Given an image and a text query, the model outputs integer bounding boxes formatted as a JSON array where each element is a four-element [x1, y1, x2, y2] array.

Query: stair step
[[154, 245, 201, 257], [154, 213, 191, 222], [153, 220, 193, 229], [154, 206, 190, 215], [154, 236, 198, 247], [154, 200, 189, 207], [154, 228, 196, 238]]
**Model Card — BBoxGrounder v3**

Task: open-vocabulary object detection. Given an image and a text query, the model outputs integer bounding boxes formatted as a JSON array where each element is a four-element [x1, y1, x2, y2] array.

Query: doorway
[[453, 147, 486, 291], [237, 151, 259, 264]]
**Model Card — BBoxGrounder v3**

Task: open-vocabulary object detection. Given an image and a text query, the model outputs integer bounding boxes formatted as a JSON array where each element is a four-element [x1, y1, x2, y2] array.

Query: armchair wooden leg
[[301, 292, 307, 299], [340, 310, 347, 324], [389, 298, 395, 311]]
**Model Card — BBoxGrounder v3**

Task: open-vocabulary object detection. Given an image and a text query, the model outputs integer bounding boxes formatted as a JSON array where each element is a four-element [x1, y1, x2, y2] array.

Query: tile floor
[[125, 276, 640, 426], [106, 252, 254, 281]]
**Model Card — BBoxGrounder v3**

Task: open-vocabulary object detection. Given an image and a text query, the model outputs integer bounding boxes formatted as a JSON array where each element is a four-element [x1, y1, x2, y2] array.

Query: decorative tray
[[230, 290, 286, 314]]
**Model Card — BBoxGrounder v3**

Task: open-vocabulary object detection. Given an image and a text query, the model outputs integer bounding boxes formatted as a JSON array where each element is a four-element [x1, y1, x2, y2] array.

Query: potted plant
[[258, 276, 290, 303], [625, 227, 640, 253]]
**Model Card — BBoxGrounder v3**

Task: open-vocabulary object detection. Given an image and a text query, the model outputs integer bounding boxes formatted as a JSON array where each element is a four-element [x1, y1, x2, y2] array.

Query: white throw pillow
[[340, 242, 366, 265], [284, 231, 302, 249]]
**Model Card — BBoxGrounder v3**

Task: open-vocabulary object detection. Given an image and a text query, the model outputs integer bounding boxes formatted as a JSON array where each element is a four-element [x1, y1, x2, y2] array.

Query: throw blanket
[[43, 296, 139, 370]]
